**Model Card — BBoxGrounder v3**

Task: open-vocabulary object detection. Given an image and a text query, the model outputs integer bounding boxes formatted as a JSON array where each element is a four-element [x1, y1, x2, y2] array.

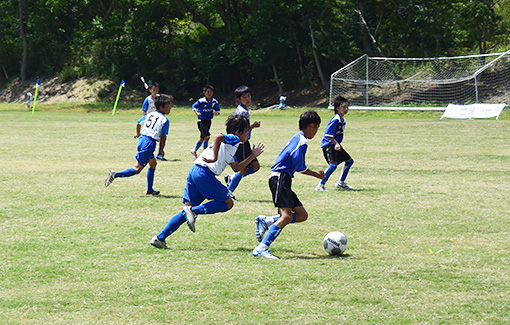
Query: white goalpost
[[329, 50, 510, 111]]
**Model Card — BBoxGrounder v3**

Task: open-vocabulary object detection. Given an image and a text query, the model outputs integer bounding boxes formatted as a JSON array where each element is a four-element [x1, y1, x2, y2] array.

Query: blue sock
[[340, 159, 354, 182], [147, 168, 155, 191], [191, 201, 228, 215], [194, 140, 202, 151], [244, 166, 255, 177], [291, 213, 296, 223], [158, 211, 186, 240], [261, 224, 282, 247], [115, 168, 136, 178], [203, 141, 208, 149], [321, 163, 337, 185], [228, 172, 243, 192]]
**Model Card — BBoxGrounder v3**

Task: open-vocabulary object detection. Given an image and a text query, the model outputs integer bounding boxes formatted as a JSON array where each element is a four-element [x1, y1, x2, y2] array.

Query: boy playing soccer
[[315, 95, 354, 191], [105, 94, 173, 195], [190, 85, 221, 158], [224, 86, 261, 198], [150, 114, 265, 250], [252, 110, 324, 259]]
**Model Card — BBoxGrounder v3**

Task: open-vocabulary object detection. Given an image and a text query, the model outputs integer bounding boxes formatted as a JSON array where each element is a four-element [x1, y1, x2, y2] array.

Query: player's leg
[[202, 120, 212, 149], [146, 158, 159, 195], [316, 145, 336, 191], [335, 148, 354, 190]]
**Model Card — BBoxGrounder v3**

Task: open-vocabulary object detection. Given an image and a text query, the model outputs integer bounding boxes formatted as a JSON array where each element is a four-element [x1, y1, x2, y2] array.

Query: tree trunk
[[18, 0, 28, 81], [309, 26, 329, 90], [272, 63, 283, 97]]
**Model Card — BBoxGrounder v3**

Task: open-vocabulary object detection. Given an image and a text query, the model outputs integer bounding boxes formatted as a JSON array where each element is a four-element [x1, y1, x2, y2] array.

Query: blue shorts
[[182, 165, 231, 206], [135, 135, 156, 166]]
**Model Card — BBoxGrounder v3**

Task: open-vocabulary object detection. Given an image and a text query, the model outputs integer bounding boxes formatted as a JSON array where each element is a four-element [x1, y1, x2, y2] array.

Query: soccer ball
[[323, 231, 347, 256]]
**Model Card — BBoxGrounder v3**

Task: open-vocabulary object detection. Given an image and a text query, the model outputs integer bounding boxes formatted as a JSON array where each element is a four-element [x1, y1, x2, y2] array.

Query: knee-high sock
[[147, 168, 155, 191], [191, 200, 228, 215], [261, 224, 282, 247], [203, 141, 208, 149], [115, 168, 136, 178], [228, 172, 243, 192], [340, 159, 354, 182], [194, 140, 202, 151], [158, 211, 186, 241], [321, 163, 338, 185]]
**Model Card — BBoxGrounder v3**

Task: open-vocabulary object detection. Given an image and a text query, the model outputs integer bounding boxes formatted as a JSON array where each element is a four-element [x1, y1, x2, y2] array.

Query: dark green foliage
[[1, 0, 509, 96]]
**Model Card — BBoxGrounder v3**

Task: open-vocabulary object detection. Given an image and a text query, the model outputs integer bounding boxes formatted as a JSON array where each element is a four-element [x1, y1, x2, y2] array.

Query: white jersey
[[140, 111, 169, 141], [194, 134, 241, 176]]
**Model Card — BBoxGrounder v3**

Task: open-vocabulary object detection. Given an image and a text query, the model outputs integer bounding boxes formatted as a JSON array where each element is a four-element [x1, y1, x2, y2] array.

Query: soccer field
[[1, 105, 509, 323]]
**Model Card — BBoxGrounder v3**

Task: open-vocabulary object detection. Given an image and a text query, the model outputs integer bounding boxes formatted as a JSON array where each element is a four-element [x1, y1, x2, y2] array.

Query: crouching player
[[151, 114, 264, 249], [252, 110, 324, 259]]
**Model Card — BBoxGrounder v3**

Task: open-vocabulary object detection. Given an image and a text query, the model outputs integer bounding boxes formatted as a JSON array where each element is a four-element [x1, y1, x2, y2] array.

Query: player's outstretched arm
[[230, 142, 264, 172], [302, 169, 325, 179]]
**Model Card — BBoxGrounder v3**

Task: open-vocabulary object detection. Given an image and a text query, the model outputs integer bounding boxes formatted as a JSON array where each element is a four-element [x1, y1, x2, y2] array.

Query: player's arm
[[201, 134, 224, 163], [159, 134, 167, 158], [134, 124, 141, 138], [192, 101, 201, 116], [142, 98, 149, 115], [250, 121, 261, 129], [302, 169, 325, 179], [327, 136, 342, 151], [213, 102, 220, 116], [230, 142, 265, 172]]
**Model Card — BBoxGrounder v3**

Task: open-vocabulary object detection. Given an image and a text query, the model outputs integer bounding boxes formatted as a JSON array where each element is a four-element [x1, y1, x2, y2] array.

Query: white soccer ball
[[323, 231, 347, 256]]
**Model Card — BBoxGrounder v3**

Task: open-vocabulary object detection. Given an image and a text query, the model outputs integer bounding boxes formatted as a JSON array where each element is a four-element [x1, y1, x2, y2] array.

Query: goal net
[[329, 50, 510, 109]]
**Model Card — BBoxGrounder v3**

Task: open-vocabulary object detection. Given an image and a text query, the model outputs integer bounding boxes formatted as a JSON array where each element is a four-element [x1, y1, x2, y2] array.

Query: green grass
[[1, 103, 509, 323]]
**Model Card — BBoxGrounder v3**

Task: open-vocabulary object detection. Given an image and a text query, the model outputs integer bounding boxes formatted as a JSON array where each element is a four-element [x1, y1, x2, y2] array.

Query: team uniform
[[320, 113, 351, 163], [184, 134, 240, 205], [316, 113, 354, 191], [192, 97, 220, 139], [151, 134, 242, 249], [136, 111, 169, 166], [141, 94, 159, 114], [269, 132, 309, 209]]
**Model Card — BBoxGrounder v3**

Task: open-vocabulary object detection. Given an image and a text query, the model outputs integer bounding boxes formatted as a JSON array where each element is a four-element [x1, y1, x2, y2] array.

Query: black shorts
[[234, 140, 259, 165], [269, 172, 303, 209], [322, 145, 352, 164], [197, 119, 212, 139]]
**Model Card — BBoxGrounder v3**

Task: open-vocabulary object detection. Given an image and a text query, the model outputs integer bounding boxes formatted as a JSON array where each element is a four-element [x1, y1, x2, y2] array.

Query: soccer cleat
[[314, 183, 328, 191], [255, 215, 268, 242], [190, 149, 197, 159], [150, 235, 169, 249], [183, 206, 197, 232], [224, 174, 232, 187], [146, 189, 160, 196], [156, 154, 167, 161], [253, 245, 279, 259], [104, 170, 116, 187], [228, 190, 237, 201], [335, 181, 353, 190]]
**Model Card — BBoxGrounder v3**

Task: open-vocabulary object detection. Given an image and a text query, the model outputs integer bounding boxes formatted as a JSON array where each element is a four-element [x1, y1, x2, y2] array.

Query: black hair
[[299, 110, 321, 130], [149, 82, 160, 89], [203, 84, 214, 92], [235, 85, 250, 99], [226, 114, 250, 135], [155, 94, 173, 110], [333, 95, 349, 114]]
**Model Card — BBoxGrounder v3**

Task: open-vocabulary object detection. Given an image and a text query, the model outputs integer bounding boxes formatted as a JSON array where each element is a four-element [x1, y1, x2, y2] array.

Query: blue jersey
[[234, 104, 251, 139], [192, 97, 220, 120], [271, 132, 308, 178], [321, 114, 346, 148]]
